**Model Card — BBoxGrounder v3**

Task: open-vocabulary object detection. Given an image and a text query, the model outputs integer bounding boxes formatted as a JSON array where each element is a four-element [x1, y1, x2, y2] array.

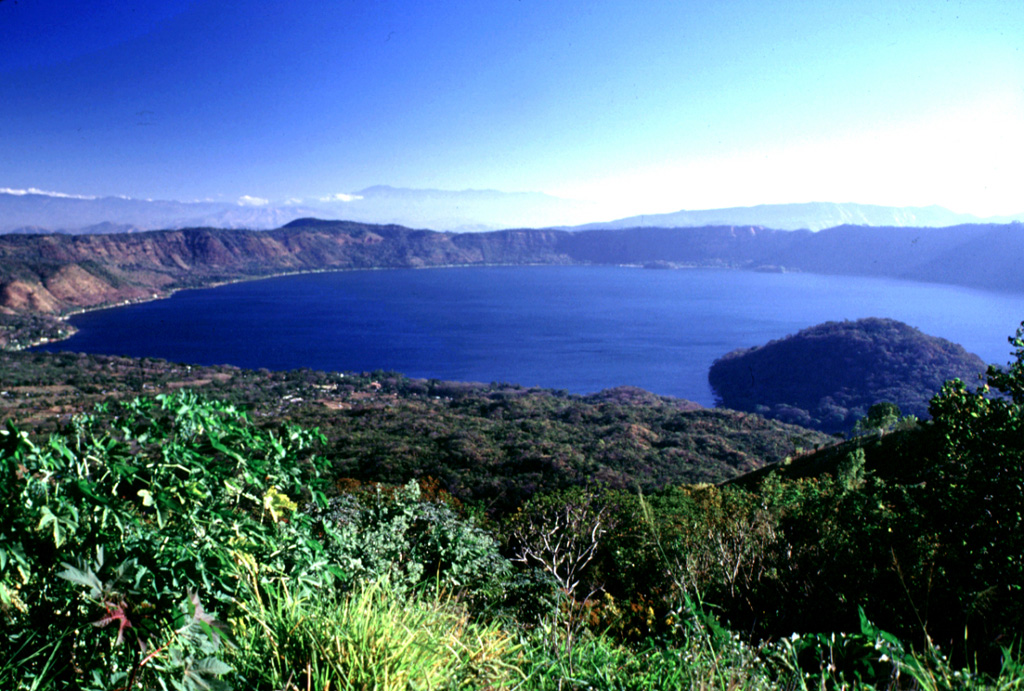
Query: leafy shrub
[[0, 391, 333, 688], [0, 390, 533, 688], [307, 478, 511, 594]]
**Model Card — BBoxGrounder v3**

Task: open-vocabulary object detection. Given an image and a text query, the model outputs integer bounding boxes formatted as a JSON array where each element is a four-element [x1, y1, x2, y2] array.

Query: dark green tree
[[852, 402, 903, 435], [922, 322, 1024, 656]]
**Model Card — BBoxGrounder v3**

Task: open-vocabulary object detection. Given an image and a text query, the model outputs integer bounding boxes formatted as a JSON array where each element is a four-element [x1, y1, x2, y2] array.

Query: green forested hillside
[[0, 351, 827, 513], [708, 318, 987, 433]]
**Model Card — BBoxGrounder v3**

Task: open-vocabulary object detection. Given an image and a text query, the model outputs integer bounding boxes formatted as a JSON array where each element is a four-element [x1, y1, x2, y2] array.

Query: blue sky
[[2, 0, 1022, 218]]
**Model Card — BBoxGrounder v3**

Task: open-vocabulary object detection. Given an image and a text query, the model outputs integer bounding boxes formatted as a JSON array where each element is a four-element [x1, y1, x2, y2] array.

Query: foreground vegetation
[[3, 326, 1024, 688]]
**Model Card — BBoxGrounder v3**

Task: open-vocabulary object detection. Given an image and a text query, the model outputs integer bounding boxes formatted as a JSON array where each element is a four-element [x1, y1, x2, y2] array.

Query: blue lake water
[[34, 266, 1024, 406]]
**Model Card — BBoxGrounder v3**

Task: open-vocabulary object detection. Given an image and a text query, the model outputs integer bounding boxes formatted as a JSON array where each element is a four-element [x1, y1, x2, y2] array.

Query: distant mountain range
[[0, 186, 597, 234], [310, 185, 599, 231], [570, 201, 1024, 232], [3, 187, 1021, 234], [0, 191, 311, 234]]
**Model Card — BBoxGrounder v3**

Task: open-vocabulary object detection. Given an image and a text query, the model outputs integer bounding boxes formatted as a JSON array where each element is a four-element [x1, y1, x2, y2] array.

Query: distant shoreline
[[26, 264, 1024, 413], [27, 261, 588, 350], [25, 256, 1022, 354], [8, 219, 1024, 351]]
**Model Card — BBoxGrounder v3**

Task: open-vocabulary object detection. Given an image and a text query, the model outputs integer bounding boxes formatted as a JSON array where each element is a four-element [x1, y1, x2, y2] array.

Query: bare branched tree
[[507, 489, 617, 660], [510, 489, 610, 597]]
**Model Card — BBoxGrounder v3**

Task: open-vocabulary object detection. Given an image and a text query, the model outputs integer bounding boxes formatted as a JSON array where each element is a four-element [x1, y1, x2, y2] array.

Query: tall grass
[[0, 629, 70, 691], [228, 575, 521, 690], [514, 628, 782, 691]]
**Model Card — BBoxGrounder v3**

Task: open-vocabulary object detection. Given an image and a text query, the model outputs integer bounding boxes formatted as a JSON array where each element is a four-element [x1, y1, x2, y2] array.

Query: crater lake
[[34, 266, 1024, 406]]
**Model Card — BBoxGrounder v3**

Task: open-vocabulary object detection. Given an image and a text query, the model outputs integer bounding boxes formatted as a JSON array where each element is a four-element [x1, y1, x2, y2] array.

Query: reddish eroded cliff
[[0, 222, 572, 316]]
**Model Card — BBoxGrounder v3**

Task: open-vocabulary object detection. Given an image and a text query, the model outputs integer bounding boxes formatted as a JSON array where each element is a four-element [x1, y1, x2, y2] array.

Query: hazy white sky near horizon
[[1, 0, 1022, 218]]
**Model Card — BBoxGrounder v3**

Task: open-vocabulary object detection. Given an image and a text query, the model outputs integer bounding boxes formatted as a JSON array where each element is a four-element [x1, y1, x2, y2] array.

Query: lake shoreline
[[32, 265, 1024, 406], [24, 261, 586, 350], [27, 260, 727, 351]]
